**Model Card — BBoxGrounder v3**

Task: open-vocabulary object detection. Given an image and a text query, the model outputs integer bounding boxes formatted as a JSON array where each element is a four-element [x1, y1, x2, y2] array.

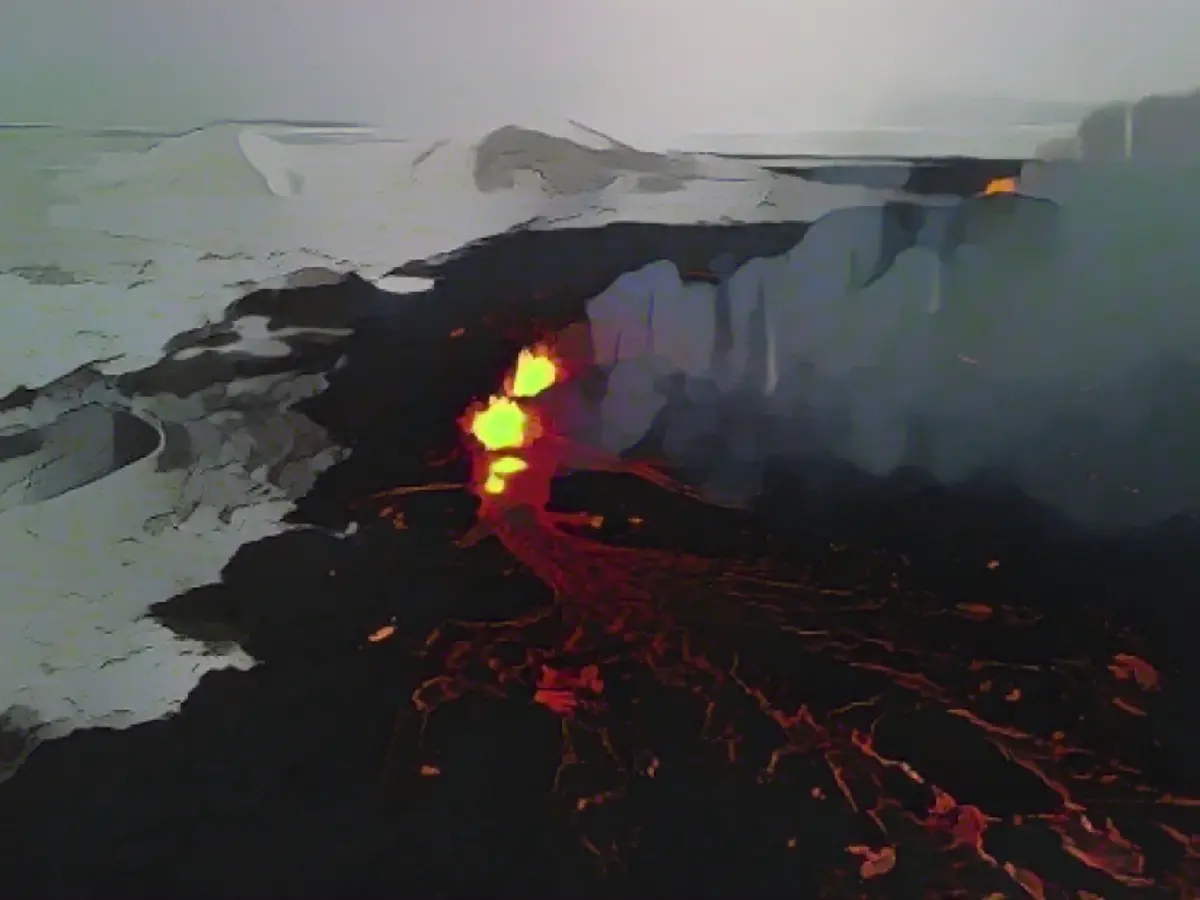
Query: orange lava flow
[[982, 176, 1019, 196], [385, 343, 1200, 895]]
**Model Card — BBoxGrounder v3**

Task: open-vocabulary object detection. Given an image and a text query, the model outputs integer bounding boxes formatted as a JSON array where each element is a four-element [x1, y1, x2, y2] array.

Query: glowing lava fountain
[[374, 341, 1200, 895], [981, 175, 1019, 196]]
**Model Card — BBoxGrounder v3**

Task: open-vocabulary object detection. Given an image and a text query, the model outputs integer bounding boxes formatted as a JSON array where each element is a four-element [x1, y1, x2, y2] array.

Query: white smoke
[[587, 164, 1200, 530]]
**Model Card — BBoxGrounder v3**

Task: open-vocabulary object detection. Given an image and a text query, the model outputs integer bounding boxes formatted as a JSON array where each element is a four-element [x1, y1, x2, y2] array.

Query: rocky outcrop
[[473, 125, 700, 195]]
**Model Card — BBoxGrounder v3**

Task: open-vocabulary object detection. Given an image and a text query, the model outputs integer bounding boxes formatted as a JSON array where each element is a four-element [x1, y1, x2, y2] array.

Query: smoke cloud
[[586, 163, 1200, 531]]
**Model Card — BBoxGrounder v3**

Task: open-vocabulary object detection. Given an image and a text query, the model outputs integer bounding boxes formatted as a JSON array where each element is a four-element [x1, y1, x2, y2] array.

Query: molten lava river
[[364, 344, 1200, 898]]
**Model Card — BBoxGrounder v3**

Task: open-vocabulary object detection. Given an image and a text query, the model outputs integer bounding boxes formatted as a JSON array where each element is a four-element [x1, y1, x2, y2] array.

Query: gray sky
[[2, 0, 1199, 137]]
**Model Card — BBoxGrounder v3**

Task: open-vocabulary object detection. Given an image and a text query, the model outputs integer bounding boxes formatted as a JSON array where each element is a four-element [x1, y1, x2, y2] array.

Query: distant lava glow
[[982, 175, 1019, 196], [370, 340, 1200, 895]]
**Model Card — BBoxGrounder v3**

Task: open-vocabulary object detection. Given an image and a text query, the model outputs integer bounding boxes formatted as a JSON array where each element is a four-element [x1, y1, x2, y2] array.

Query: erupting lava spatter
[[372, 342, 1200, 896]]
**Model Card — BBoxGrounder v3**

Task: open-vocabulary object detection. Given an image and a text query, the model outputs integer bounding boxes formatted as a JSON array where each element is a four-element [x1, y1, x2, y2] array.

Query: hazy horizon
[[2, 0, 1199, 142]]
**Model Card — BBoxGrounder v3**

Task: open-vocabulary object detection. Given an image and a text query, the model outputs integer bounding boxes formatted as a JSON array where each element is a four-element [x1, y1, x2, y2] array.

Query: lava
[[982, 175, 1019, 196], [370, 341, 1200, 896], [459, 344, 562, 508], [506, 344, 560, 397]]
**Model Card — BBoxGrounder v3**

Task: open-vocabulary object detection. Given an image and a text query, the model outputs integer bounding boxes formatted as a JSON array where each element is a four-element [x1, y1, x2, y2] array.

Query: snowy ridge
[[1, 119, 948, 399]]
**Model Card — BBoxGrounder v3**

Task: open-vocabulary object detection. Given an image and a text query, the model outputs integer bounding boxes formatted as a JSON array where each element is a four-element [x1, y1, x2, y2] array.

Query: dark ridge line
[[707, 150, 1042, 164]]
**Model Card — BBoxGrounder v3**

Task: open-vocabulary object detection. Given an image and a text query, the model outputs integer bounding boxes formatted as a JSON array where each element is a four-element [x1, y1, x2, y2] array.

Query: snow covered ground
[[0, 101, 1194, 754]]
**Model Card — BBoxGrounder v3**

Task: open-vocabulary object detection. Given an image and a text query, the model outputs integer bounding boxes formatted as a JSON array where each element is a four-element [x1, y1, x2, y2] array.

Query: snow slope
[[0, 118, 981, 747], [0, 312, 348, 760]]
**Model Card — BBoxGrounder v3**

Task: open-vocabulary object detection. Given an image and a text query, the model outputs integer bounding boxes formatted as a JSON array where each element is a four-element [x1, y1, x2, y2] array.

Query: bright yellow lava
[[982, 176, 1018, 196], [470, 397, 533, 451], [490, 455, 529, 475], [509, 347, 558, 398]]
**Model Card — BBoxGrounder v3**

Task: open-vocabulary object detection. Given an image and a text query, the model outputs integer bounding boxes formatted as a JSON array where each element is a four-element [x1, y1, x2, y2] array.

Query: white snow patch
[[373, 275, 436, 295], [0, 361, 343, 738]]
